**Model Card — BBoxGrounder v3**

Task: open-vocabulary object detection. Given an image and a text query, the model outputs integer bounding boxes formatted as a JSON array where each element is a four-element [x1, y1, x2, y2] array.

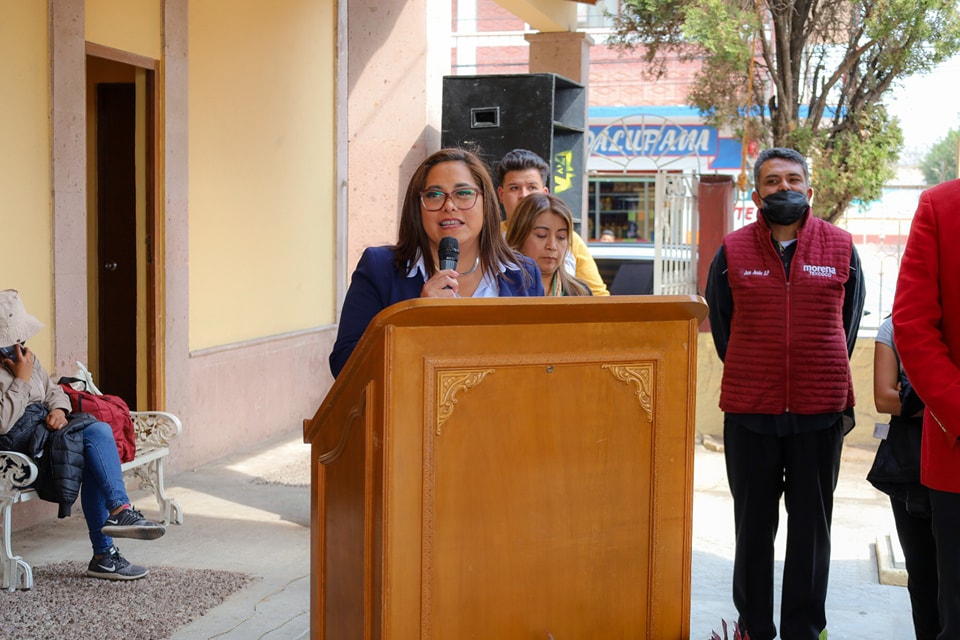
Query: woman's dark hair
[[394, 148, 528, 285], [505, 192, 591, 296]]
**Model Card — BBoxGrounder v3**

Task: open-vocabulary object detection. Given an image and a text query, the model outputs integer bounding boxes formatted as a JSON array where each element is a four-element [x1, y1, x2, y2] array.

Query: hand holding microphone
[[425, 237, 460, 297]]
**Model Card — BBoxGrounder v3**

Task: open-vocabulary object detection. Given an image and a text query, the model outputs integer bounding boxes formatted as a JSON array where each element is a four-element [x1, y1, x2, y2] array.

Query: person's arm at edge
[[873, 342, 901, 415], [842, 244, 866, 357], [570, 232, 609, 296], [704, 245, 732, 362], [0, 369, 29, 435], [1, 356, 70, 433], [329, 249, 390, 379], [893, 191, 960, 442]]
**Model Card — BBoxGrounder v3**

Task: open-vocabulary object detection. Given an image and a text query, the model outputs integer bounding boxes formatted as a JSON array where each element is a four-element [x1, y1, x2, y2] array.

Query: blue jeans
[[78, 421, 130, 555]]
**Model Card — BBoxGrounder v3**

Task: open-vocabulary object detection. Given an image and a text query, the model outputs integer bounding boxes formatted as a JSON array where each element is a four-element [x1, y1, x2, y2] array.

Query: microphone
[[438, 237, 460, 272]]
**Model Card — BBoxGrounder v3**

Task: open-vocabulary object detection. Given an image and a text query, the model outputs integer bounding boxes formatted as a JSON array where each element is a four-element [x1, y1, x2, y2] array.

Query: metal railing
[[654, 171, 699, 295]]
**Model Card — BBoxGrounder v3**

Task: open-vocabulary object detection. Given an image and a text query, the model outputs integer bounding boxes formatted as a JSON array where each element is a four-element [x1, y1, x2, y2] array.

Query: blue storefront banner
[[587, 123, 744, 170]]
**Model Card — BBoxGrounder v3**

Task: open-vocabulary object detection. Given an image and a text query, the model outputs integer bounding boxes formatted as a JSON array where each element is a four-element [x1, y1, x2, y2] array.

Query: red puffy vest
[[720, 215, 855, 415]]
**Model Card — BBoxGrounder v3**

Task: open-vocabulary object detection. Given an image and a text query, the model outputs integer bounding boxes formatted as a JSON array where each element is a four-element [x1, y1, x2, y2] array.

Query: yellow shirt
[[568, 231, 610, 296]]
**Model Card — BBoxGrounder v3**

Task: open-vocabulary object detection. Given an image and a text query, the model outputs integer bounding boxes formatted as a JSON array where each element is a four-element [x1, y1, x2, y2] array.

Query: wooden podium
[[304, 296, 708, 639]]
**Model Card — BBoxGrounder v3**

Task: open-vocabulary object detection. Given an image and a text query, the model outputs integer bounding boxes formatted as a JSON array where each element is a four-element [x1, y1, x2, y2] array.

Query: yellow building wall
[[0, 2, 56, 367], [85, 0, 162, 60], [188, 0, 336, 350]]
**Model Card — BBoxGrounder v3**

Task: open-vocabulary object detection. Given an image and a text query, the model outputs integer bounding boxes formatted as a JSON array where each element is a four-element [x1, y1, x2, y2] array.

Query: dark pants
[[724, 417, 843, 640], [890, 495, 940, 640], [930, 488, 960, 640]]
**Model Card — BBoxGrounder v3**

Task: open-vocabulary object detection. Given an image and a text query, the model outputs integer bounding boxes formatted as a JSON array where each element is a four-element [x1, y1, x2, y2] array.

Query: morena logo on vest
[[802, 264, 837, 277]]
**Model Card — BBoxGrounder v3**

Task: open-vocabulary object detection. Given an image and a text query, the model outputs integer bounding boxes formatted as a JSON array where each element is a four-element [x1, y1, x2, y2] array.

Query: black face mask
[[761, 190, 809, 226]]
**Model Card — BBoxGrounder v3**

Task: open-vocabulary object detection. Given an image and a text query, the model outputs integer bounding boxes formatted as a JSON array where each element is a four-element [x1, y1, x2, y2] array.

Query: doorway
[[86, 47, 162, 410]]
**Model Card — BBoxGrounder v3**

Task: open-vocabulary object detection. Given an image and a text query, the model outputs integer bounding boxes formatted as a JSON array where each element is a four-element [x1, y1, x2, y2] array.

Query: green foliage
[[920, 128, 960, 185], [607, 0, 693, 75], [684, 1, 755, 61], [811, 106, 903, 217], [611, 0, 960, 222]]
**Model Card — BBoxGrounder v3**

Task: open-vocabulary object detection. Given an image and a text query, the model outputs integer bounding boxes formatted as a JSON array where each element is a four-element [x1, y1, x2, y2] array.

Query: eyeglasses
[[420, 188, 481, 211]]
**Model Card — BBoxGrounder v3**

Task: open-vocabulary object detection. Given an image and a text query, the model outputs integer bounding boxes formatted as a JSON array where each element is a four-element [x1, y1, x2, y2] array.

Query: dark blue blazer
[[329, 246, 543, 377]]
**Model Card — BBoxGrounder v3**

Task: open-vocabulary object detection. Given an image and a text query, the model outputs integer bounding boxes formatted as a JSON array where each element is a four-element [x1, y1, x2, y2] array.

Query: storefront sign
[[588, 124, 716, 158], [734, 201, 758, 229], [587, 123, 745, 171]]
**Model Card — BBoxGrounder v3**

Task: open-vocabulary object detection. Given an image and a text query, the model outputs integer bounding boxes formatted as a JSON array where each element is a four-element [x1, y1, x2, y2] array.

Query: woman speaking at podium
[[329, 148, 543, 378]]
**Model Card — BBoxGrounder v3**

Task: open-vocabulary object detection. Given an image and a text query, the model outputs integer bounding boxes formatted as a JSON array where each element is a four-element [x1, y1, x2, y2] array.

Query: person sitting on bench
[[0, 289, 165, 581]]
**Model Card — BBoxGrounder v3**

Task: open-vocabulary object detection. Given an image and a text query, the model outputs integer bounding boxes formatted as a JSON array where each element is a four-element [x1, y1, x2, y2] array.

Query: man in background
[[496, 149, 609, 296], [893, 177, 960, 639], [705, 147, 865, 640]]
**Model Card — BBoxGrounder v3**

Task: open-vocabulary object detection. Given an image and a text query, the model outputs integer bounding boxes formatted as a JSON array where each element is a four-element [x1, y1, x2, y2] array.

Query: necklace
[[459, 255, 480, 276], [549, 272, 562, 296]]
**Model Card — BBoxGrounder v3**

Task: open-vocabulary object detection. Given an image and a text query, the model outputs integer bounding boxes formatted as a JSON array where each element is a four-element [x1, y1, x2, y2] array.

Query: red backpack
[[58, 378, 136, 463]]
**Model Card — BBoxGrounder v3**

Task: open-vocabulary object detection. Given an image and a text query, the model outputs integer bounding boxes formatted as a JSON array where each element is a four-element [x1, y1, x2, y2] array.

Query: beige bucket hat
[[0, 289, 44, 346]]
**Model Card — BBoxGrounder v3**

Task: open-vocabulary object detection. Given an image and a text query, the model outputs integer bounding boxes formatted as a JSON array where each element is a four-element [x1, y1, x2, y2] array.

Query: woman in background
[[329, 148, 543, 378], [505, 192, 591, 297], [871, 314, 939, 639]]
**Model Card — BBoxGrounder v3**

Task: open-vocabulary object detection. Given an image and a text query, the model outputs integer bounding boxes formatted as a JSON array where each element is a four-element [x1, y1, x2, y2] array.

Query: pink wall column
[[524, 30, 592, 84], [51, 0, 88, 373]]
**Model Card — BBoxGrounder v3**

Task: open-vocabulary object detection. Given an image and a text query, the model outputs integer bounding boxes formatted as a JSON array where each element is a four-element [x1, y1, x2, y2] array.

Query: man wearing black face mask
[[705, 147, 865, 640]]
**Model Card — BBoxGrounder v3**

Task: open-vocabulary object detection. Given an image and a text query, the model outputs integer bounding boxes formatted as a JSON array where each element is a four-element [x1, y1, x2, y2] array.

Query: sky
[[884, 53, 960, 160]]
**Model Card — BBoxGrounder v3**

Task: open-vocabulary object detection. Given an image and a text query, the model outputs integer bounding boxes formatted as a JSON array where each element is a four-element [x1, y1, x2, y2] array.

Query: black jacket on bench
[[0, 403, 97, 517]]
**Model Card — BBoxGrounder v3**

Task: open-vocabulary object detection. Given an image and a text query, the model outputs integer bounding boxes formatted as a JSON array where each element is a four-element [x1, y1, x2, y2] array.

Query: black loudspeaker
[[441, 73, 586, 222]]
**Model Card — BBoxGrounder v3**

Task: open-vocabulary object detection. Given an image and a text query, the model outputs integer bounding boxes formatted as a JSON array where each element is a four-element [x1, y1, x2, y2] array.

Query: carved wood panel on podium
[[304, 296, 708, 639]]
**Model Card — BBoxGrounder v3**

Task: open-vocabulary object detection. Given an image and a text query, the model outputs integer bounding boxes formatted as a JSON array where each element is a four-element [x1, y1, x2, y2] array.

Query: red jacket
[[893, 179, 960, 493], [720, 214, 855, 414]]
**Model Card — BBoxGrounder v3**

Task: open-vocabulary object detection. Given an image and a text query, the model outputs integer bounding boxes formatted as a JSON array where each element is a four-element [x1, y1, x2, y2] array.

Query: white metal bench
[[0, 410, 183, 590]]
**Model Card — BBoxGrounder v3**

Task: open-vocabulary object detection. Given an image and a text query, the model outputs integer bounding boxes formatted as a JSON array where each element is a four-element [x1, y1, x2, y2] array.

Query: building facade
[[452, 0, 760, 241], [1, 0, 609, 529]]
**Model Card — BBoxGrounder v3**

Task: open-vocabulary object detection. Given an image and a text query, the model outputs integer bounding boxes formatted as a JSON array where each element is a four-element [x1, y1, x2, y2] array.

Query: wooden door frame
[[86, 42, 164, 409]]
